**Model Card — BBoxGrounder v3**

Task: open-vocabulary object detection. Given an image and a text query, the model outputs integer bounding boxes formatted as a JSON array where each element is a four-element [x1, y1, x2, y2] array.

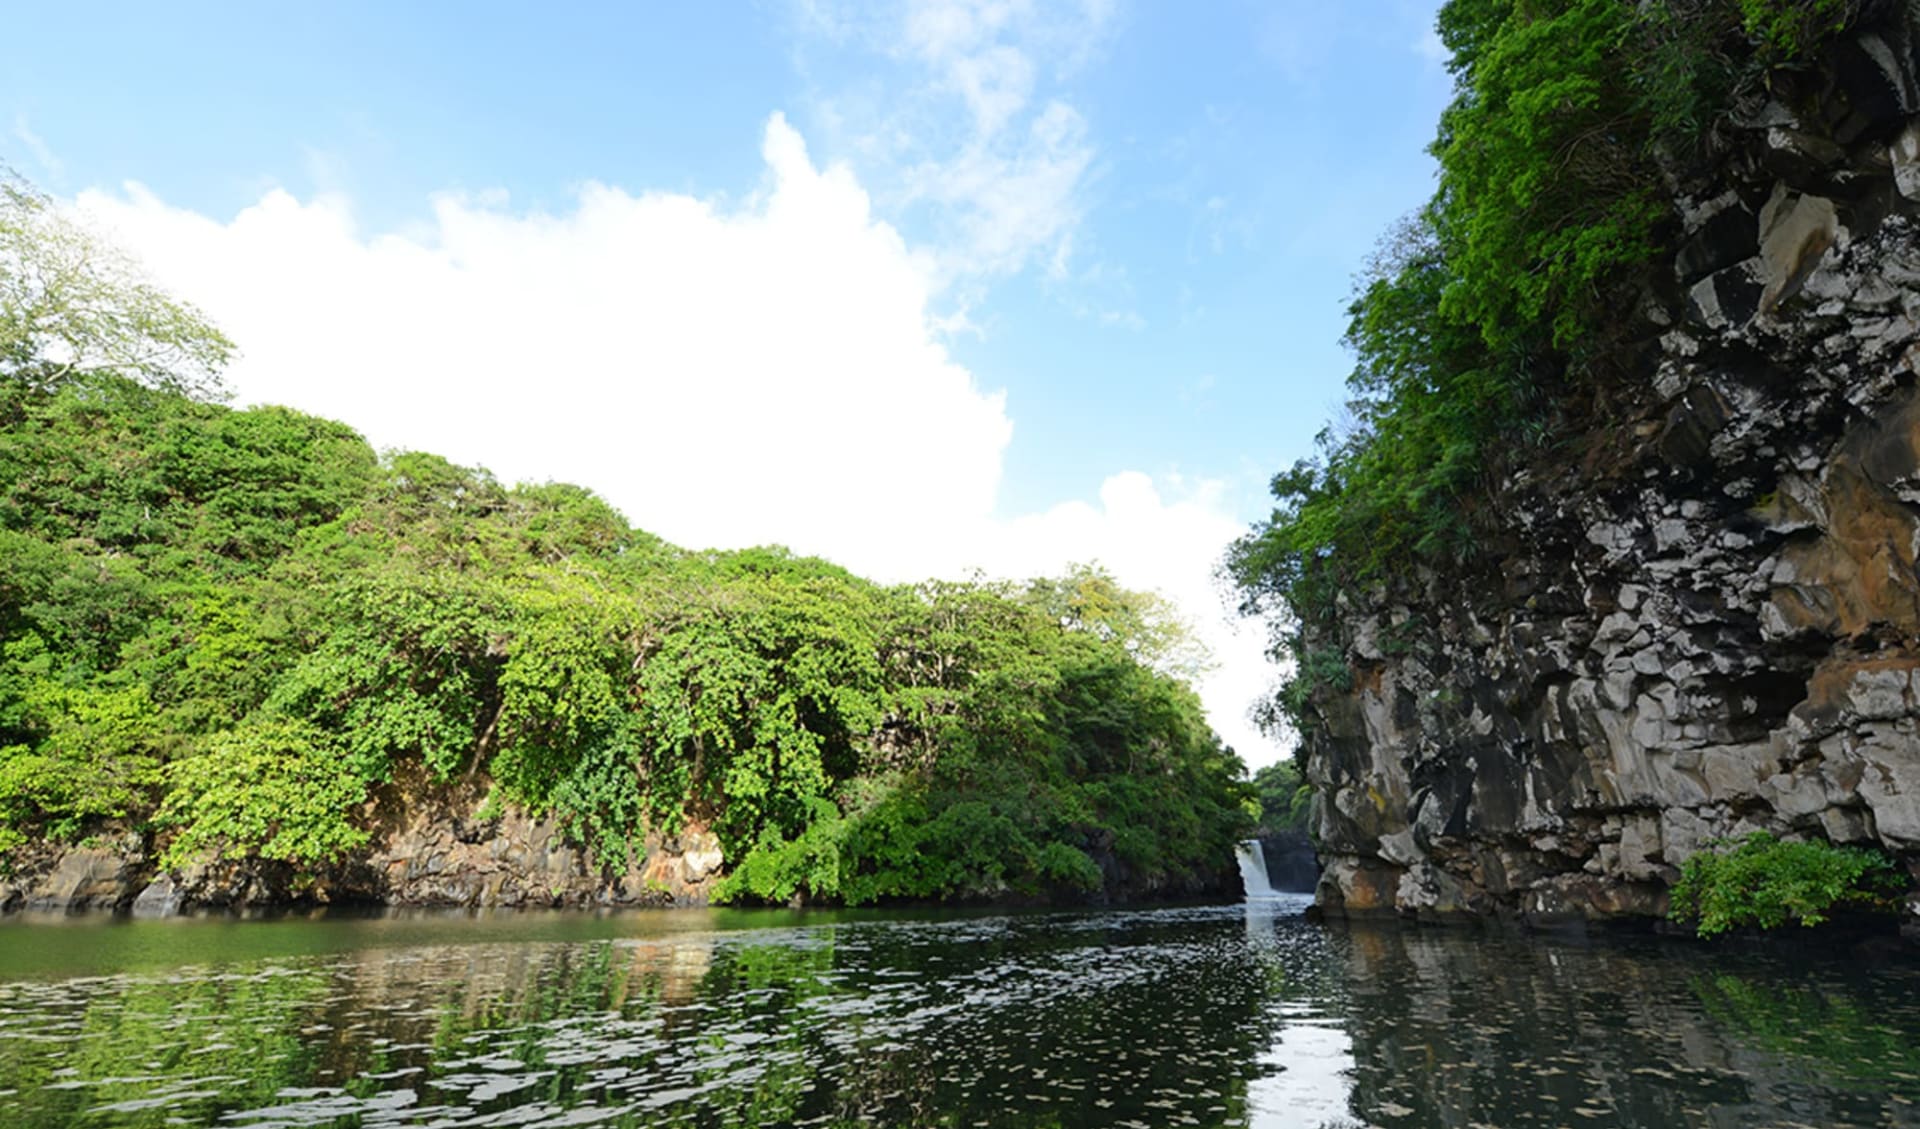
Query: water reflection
[[1325, 921, 1920, 1129], [0, 900, 1916, 1127]]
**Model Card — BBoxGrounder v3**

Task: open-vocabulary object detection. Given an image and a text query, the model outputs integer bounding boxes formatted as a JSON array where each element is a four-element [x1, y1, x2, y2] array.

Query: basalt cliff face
[[1309, 11, 1920, 928]]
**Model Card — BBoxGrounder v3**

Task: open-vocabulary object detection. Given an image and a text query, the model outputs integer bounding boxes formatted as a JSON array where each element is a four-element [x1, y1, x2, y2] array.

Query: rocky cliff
[[1308, 8, 1920, 929], [0, 765, 729, 915], [1257, 830, 1321, 894], [0, 758, 1239, 914]]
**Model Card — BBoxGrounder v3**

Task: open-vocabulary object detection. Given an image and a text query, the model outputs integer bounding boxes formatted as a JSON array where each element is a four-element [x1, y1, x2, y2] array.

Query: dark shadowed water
[[1, 895, 1917, 1127]]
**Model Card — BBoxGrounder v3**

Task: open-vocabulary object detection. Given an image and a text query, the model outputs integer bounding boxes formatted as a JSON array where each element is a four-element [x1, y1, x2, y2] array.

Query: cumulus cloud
[[78, 116, 1008, 569], [74, 113, 1284, 766]]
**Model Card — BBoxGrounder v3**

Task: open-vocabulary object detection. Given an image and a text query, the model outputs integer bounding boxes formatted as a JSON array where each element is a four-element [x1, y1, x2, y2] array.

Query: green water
[[0, 895, 1916, 1127]]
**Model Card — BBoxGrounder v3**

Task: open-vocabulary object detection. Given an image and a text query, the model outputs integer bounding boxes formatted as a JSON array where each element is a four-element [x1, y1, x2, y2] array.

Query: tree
[[1251, 761, 1312, 834], [1021, 563, 1213, 682], [0, 170, 231, 398]]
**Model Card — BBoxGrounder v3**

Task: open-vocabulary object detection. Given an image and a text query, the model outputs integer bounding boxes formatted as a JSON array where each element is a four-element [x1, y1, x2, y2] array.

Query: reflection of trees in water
[[0, 966, 336, 1129], [679, 914, 1292, 1128], [1330, 923, 1920, 1128], [0, 910, 1300, 1128], [1693, 970, 1920, 1090], [9, 914, 1920, 1129]]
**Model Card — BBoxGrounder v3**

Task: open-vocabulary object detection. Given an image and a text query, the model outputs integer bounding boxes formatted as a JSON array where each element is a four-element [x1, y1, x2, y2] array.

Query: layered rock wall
[[1309, 8, 1920, 928], [2, 757, 1238, 914], [0, 766, 728, 914]]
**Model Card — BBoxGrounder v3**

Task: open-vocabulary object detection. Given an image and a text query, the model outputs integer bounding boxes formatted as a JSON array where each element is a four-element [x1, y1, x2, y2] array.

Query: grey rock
[[131, 875, 182, 917], [1301, 29, 1920, 922]]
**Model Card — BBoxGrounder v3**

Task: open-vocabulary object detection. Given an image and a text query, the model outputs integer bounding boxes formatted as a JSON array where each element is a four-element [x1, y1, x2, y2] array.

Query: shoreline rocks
[[2, 761, 1240, 915]]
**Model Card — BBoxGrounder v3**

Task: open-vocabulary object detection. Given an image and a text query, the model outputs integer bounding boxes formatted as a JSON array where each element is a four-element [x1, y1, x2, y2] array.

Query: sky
[[5, 1, 1454, 768]]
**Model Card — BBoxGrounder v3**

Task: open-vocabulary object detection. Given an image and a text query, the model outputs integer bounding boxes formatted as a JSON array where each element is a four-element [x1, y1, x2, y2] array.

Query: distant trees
[[1251, 761, 1312, 835]]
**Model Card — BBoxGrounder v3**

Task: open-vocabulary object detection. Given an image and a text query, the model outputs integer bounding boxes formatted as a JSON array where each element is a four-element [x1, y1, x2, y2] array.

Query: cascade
[[1235, 840, 1276, 898]]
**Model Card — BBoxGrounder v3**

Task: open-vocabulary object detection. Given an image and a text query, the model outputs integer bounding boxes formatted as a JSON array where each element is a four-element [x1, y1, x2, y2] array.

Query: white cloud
[[73, 113, 1284, 767], [903, 98, 1092, 282], [796, 0, 1111, 285]]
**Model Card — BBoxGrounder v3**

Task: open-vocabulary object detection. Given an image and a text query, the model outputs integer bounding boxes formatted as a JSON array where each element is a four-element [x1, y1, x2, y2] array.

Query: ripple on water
[[0, 902, 1917, 1127]]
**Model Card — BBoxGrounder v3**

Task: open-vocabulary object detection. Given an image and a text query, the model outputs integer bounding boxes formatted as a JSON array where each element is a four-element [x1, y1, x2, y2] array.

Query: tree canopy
[[0, 173, 231, 399], [0, 176, 1252, 900]]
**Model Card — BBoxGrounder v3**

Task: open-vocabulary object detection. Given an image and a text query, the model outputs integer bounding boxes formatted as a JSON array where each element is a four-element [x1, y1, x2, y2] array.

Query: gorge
[[11, 3, 1920, 1126]]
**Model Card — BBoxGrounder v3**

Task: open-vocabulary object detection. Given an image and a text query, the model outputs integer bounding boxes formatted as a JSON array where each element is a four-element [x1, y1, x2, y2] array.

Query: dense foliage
[[0, 168, 1252, 904], [12, 387, 1266, 911], [0, 371, 1252, 900], [1225, 0, 1868, 740], [1667, 833, 1902, 937], [1250, 761, 1312, 836]]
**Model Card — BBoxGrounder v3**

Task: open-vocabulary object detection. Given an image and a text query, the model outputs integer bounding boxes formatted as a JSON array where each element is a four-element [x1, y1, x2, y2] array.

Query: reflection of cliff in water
[[1326, 922, 1920, 1128], [6, 908, 1920, 1129]]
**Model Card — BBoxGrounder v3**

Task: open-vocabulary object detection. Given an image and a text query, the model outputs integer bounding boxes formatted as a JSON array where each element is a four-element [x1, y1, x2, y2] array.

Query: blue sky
[[6, 1, 1453, 765]]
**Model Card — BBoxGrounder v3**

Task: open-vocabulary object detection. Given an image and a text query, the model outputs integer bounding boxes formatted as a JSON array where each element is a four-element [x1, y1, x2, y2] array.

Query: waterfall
[[1236, 839, 1276, 898]]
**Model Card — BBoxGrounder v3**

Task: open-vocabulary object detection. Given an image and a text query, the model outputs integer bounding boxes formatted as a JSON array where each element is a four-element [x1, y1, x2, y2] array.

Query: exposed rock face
[[2, 757, 1239, 914], [0, 767, 725, 915], [1257, 830, 1321, 894], [1307, 10, 1920, 930]]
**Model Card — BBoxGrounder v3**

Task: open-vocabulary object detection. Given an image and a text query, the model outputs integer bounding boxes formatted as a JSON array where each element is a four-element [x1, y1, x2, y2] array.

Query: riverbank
[[0, 792, 1240, 916]]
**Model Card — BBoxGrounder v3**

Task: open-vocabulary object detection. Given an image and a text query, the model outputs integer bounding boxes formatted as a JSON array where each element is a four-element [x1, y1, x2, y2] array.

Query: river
[[0, 895, 1915, 1127]]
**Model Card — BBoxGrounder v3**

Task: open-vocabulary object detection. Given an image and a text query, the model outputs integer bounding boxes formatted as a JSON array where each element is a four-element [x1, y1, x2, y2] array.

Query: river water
[[0, 895, 1916, 1128]]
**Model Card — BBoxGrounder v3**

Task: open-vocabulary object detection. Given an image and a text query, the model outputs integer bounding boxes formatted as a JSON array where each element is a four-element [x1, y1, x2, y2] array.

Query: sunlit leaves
[[1668, 832, 1903, 937], [0, 366, 1253, 902], [0, 681, 165, 840], [156, 719, 370, 869], [0, 172, 231, 399]]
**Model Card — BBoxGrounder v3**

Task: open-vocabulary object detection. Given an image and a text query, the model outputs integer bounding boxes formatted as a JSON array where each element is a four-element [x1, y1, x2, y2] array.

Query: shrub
[[1739, 0, 1857, 58], [1667, 832, 1904, 937], [155, 719, 370, 870], [0, 682, 166, 842]]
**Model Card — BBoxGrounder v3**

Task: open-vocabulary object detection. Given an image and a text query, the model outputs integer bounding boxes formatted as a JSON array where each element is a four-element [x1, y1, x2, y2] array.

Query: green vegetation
[[1224, 1, 1867, 739], [1251, 761, 1312, 835], [0, 171, 1251, 903], [1667, 833, 1903, 937], [1, 173, 230, 397], [1694, 970, 1920, 1087], [1737, 0, 1855, 57]]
